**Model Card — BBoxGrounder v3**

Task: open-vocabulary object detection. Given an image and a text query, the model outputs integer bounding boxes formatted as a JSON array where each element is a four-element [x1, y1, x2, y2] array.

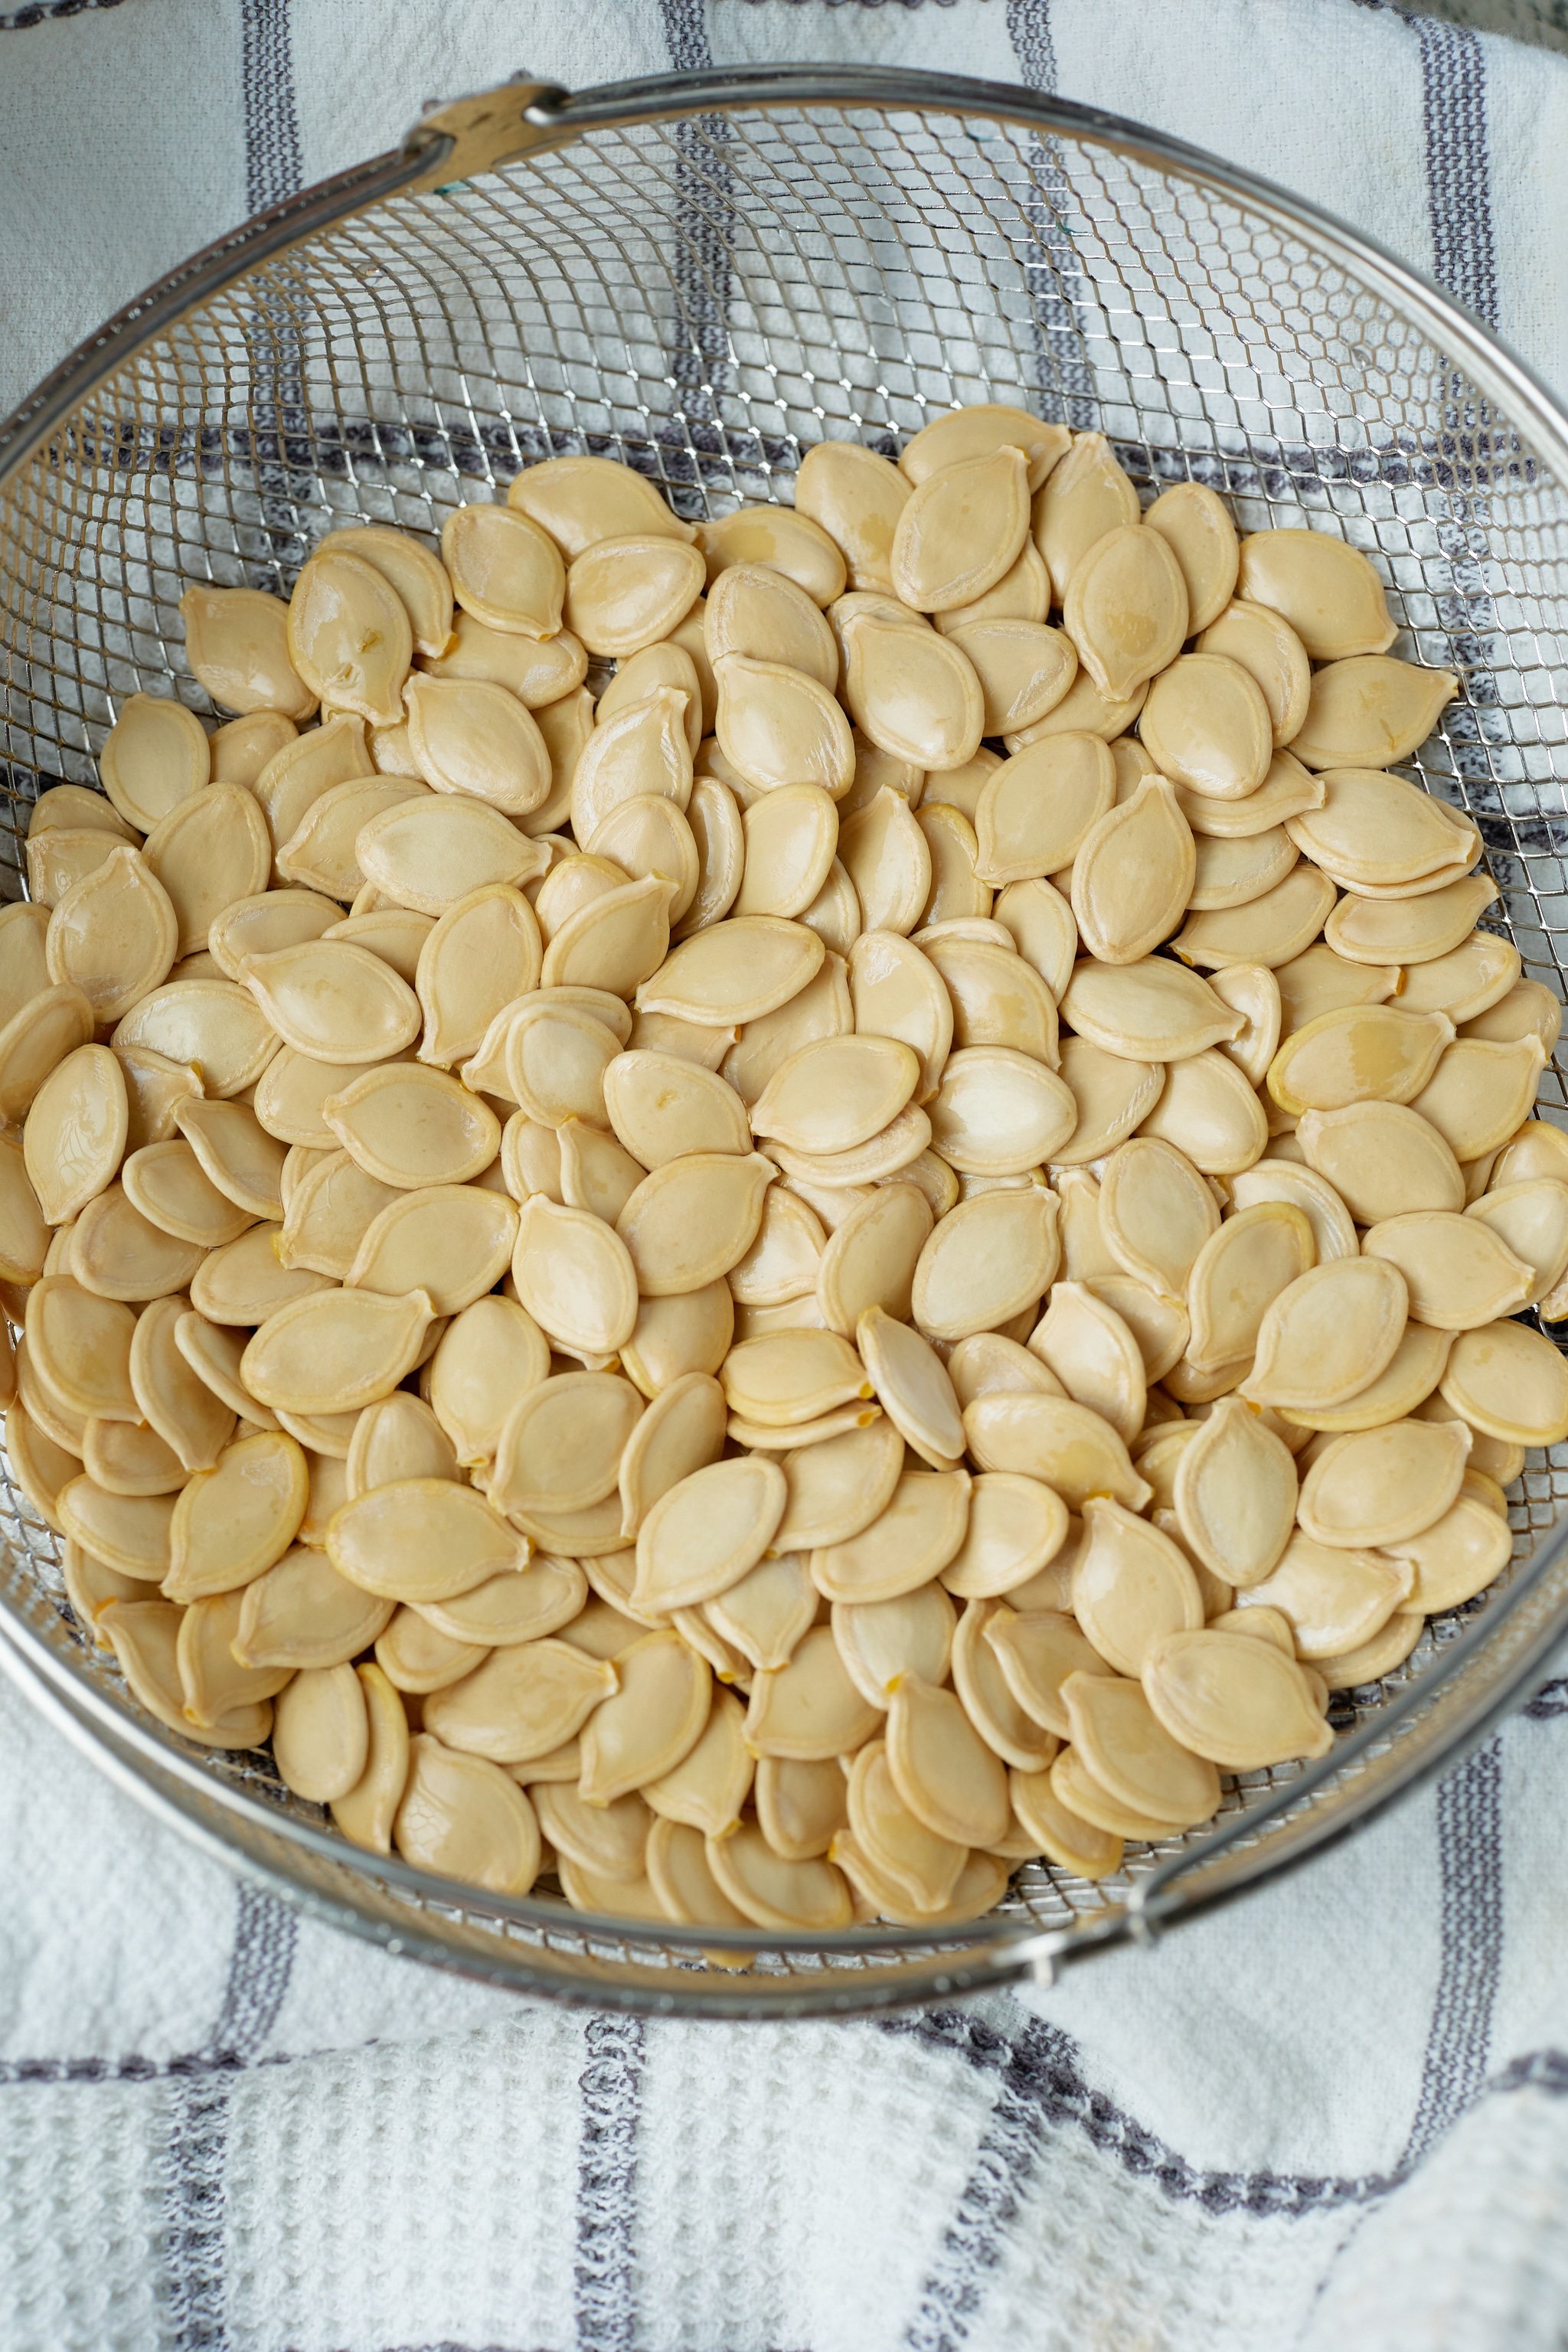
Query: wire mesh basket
[[2, 64, 1567, 2017]]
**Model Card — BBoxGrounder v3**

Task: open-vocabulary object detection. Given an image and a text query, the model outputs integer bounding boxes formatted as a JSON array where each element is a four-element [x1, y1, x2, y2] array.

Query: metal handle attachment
[[401, 78, 571, 193]]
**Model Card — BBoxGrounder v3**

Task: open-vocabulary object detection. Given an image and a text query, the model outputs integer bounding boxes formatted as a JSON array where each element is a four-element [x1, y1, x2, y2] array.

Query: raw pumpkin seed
[[1245, 1256, 1409, 1421], [1138, 1049, 1270, 1175], [1440, 1318, 1568, 1446], [1325, 872, 1498, 966], [1362, 1209, 1533, 1328], [836, 789, 933, 936], [240, 1285, 434, 1415], [1410, 1034, 1547, 1161], [1296, 1415, 1470, 1548], [511, 1195, 639, 1358], [1140, 654, 1273, 800], [1064, 524, 1188, 700], [975, 734, 1115, 884], [1174, 866, 1338, 970], [1176, 750, 1325, 839], [840, 615, 985, 773], [100, 694, 211, 831], [1071, 779, 1195, 965], [1295, 1100, 1462, 1221], [507, 454, 696, 559], [45, 846, 178, 1022], [1276, 1318, 1452, 1435], [566, 534, 705, 657], [1289, 658, 1460, 772], [180, 587, 318, 722], [1061, 1671, 1221, 1829], [357, 795, 548, 916], [1240, 1529, 1412, 1658], [1186, 1202, 1316, 1370], [891, 448, 1031, 613], [100, 1598, 271, 1748], [1145, 483, 1239, 633], [1143, 1629, 1333, 1769], [350, 1185, 517, 1315], [1062, 959, 1243, 1063], [24, 1045, 129, 1225], [946, 619, 1077, 736], [886, 1675, 1010, 1848], [1235, 529, 1396, 662], [810, 1468, 971, 1603], [1034, 433, 1141, 604]]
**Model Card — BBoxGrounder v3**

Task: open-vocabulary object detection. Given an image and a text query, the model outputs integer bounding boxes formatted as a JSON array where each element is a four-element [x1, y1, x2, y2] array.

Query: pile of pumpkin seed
[[6, 403, 1566, 1936]]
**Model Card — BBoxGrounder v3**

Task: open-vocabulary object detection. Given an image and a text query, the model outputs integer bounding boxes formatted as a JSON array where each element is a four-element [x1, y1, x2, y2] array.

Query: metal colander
[[2, 64, 1566, 2017]]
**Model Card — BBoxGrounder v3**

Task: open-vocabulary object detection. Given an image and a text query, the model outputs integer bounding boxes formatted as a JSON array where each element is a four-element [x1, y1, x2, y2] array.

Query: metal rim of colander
[[2, 63, 1566, 2017]]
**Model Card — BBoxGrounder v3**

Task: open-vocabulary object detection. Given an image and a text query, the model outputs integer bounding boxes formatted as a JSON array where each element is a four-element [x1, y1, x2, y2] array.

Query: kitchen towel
[[2, 4, 1568, 2348]]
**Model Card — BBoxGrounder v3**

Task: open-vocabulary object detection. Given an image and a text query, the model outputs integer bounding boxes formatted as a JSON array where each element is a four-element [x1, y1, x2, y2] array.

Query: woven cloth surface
[[2, 5, 1568, 2348]]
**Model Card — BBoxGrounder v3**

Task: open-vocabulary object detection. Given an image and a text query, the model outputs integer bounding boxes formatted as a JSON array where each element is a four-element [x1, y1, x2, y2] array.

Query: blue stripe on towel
[[573, 2014, 646, 2352]]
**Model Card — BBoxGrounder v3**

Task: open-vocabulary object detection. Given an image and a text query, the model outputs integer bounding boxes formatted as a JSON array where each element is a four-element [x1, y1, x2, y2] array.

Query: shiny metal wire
[[2, 67, 1566, 2015]]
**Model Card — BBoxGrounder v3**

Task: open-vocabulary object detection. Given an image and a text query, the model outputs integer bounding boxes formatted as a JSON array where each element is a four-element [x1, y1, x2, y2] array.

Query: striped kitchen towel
[[4, 5, 1568, 2349]]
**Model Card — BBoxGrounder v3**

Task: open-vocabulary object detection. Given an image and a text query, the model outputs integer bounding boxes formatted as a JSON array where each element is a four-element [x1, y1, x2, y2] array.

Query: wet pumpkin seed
[[46, 847, 177, 1022], [24, 1044, 128, 1225]]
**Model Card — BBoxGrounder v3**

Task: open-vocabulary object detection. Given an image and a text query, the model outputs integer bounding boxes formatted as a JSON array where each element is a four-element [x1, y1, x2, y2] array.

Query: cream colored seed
[[599, 645, 702, 761], [891, 448, 1031, 614], [1065, 524, 1189, 701], [1099, 1137, 1218, 1299], [1240, 1531, 1412, 1659], [716, 655, 854, 800], [1186, 1203, 1316, 1372], [921, 935, 1058, 1067], [1362, 1210, 1534, 1329], [1053, 1039, 1165, 1165], [289, 553, 416, 730], [1142, 654, 1272, 800], [1061, 1671, 1221, 1830], [1029, 1282, 1146, 1445], [1296, 1416, 1470, 1549], [1244, 1256, 1409, 1411], [1289, 658, 1460, 773], [848, 1740, 966, 1911], [570, 691, 693, 848], [1178, 751, 1325, 840], [46, 848, 178, 1023], [815, 1183, 931, 1338], [1033, 433, 1140, 604], [24, 1045, 128, 1227], [1071, 779, 1194, 965], [1139, 1048, 1272, 1177], [1061, 959, 1243, 1063], [28, 828, 123, 911], [1144, 1631, 1332, 1772], [886, 1675, 1010, 1848], [400, 675, 551, 818], [1465, 1179, 1568, 1308], [1276, 1319, 1452, 1436], [841, 616, 985, 773]]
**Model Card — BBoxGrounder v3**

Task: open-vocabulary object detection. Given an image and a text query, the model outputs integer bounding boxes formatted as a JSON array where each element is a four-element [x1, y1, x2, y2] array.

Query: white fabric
[[2, 4, 1568, 2347]]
